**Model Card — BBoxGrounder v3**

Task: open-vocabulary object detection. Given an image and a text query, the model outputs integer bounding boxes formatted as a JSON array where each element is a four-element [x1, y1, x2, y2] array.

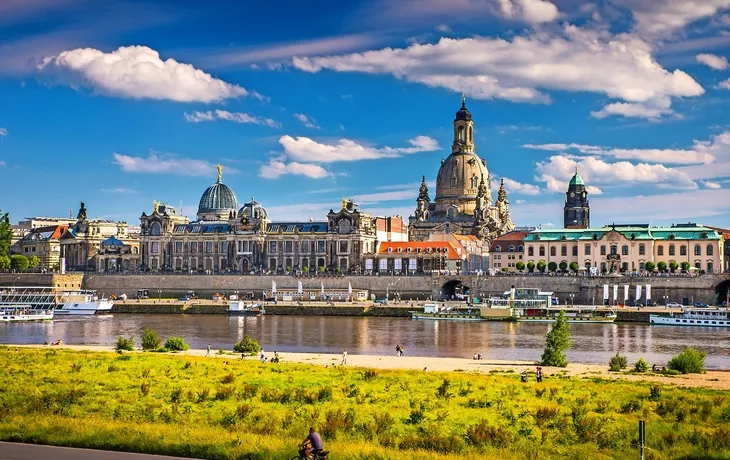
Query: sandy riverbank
[[8, 343, 730, 390]]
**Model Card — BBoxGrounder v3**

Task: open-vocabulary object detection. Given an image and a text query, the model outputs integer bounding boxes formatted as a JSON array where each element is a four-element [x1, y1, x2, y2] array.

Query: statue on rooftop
[[77, 201, 87, 221]]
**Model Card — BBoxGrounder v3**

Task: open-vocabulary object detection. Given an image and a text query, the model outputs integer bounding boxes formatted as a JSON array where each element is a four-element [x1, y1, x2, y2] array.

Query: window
[[508, 245, 515, 252], [561, 245, 567, 256], [572, 245, 578, 256], [669, 244, 675, 256], [707, 244, 714, 256], [639, 262, 645, 270], [550, 247, 556, 257], [639, 244, 645, 255], [471, 176, 478, 188], [528, 247, 534, 257], [585, 245, 591, 255], [269, 258, 276, 269], [610, 245, 617, 255], [708, 262, 714, 272], [151, 242, 159, 254], [622, 262, 629, 272], [518, 245, 524, 252], [285, 241, 293, 253], [695, 262, 701, 270], [494, 245, 501, 252], [447, 207, 455, 218], [220, 241, 228, 253], [269, 241, 277, 253], [175, 242, 183, 253], [600, 245, 606, 255], [539, 246, 545, 257], [379, 259, 387, 271], [339, 241, 348, 253], [450, 177, 457, 187], [317, 240, 326, 253], [150, 222, 161, 236], [680, 245, 687, 256], [622, 245, 629, 256], [694, 244, 701, 256], [409, 258, 417, 271], [205, 242, 213, 253], [301, 241, 310, 253], [191, 242, 198, 253], [657, 245, 664, 256]]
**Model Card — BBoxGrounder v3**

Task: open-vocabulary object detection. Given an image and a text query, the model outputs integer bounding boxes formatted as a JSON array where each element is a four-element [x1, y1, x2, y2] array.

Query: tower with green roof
[[564, 166, 590, 229]]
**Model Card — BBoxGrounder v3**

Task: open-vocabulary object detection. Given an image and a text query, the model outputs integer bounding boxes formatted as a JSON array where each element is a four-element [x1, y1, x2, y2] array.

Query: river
[[1, 315, 728, 369]]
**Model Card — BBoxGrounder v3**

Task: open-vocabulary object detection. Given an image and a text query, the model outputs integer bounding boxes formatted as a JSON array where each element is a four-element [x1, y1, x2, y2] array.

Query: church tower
[[564, 167, 590, 229]]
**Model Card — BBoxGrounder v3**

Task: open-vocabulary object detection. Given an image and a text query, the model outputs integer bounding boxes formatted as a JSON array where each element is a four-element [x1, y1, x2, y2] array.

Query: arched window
[[600, 245, 606, 255], [669, 244, 675, 256], [621, 245, 629, 256], [494, 245, 501, 252], [508, 245, 515, 252], [550, 247, 556, 257], [572, 245, 578, 256], [639, 244, 645, 255], [517, 245, 524, 252], [528, 247, 534, 256], [539, 246, 545, 257], [680, 245, 687, 256], [561, 245, 567, 256], [585, 245, 591, 255], [707, 244, 714, 256], [457, 126, 464, 142], [447, 207, 455, 217], [471, 176, 478, 188], [657, 245, 663, 256], [694, 244, 701, 256], [610, 245, 617, 255], [708, 262, 714, 272], [150, 222, 161, 236]]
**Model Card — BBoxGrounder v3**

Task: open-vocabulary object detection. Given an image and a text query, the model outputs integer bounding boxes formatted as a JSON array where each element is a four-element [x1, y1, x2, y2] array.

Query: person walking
[[395, 344, 401, 357], [341, 349, 348, 365], [536, 366, 543, 383], [399, 345, 405, 357], [260, 348, 265, 363], [206, 343, 211, 357]]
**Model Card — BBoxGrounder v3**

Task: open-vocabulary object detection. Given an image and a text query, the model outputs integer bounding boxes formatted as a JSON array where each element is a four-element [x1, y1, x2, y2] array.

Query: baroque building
[[409, 97, 514, 243], [138, 166, 388, 274], [564, 167, 590, 229]]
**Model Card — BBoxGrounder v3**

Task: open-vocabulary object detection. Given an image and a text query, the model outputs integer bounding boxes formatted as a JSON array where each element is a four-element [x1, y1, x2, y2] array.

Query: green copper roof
[[569, 172, 584, 186], [523, 226, 720, 242]]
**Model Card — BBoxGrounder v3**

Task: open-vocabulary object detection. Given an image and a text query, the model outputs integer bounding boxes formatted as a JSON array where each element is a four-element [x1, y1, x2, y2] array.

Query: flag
[[348, 281, 352, 295], [612, 285, 618, 301], [297, 281, 303, 294], [645, 284, 651, 300], [603, 284, 609, 300], [272, 280, 277, 294], [636, 285, 642, 300], [623, 285, 629, 301], [321, 282, 324, 295]]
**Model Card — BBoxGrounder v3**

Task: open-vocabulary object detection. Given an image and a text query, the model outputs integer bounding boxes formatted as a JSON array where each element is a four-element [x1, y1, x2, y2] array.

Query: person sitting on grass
[[298, 427, 323, 459]]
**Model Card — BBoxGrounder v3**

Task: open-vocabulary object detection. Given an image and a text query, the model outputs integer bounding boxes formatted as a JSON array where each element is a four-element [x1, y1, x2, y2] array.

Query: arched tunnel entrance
[[715, 279, 730, 306], [441, 280, 470, 300]]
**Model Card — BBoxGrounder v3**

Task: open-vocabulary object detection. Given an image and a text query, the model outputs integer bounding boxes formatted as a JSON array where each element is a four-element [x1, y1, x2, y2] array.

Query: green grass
[[1, 347, 729, 459]]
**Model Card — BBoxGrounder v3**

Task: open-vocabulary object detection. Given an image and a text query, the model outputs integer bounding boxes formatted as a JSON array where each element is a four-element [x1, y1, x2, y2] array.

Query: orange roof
[[29, 224, 68, 240], [377, 241, 463, 260], [490, 230, 529, 251]]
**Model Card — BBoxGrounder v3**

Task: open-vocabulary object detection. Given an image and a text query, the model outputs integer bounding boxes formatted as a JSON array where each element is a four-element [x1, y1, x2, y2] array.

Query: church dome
[[455, 100, 472, 121], [435, 152, 489, 201], [197, 180, 238, 221], [238, 198, 268, 221]]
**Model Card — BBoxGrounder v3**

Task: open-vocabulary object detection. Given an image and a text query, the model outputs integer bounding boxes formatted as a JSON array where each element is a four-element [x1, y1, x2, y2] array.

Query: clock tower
[[564, 167, 590, 229]]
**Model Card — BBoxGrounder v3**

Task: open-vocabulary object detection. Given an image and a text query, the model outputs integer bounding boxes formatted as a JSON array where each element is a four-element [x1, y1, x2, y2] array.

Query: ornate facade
[[564, 168, 590, 229], [409, 98, 514, 243], [138, 168, 382, 273]]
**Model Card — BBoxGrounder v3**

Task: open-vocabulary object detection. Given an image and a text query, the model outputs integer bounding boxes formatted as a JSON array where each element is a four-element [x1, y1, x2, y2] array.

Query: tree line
[[0, 209, 40, 271]]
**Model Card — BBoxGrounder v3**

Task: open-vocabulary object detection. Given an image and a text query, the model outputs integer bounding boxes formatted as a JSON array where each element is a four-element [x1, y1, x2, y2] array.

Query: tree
[[644, 261, 655, 272], [569, 262, 579, 273], [536, 260, 546, 273], [680, 261, 690, 272], [668, 347, 706, 374], [608, 352, 628, 371], [0, 210, 11, 257], [669, 261, 678, 273], [141, 327, 161, 351], [0, 254, 9, 271], [526, 261, 535, 273], [27, 255, 40, 269], [548, 261, 558, 272], [559, 261, 568, 272], [10, 254, 29, 271], [515, 261, 525, 272], [657, 261, 667, 272], [541, 310, 571, 367], [233, 335, 260, 355]]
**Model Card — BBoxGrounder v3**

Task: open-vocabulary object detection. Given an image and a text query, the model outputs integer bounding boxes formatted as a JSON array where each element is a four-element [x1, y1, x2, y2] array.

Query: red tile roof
[[377, 241, 463, 260]]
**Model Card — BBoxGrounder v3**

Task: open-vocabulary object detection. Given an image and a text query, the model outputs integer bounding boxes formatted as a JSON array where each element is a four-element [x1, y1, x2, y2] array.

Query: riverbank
[[1, 346, 728, 459], [12, 344, 730, 390]]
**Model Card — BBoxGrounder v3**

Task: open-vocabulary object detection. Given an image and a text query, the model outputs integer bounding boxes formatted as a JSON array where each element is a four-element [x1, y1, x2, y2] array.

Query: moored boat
[[0, 287, 113, 316], [227, 301, 265, 317], [0, 305, 54, 322], [650, 308, 730, 327]]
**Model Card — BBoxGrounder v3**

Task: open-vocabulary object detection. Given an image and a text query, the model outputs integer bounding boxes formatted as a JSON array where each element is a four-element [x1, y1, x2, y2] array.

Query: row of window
[[165, 240, 354, 255], [492, 245, 524, 252], [493, 254, 522, 260], [386, 246, 448, 254], [526, 243, 715, 258]]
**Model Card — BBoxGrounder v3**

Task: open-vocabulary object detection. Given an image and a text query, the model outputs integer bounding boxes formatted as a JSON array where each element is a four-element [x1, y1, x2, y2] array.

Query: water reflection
[[1, 315, 728, 369]]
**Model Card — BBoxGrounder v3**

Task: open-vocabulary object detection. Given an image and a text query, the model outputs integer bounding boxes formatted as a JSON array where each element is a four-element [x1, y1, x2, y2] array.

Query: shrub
[[644, 261, 655, 272], [669, 261, 678, 273], [233, 335, 260, 355], [680, 261, 690, 272], [541, 310, 571, 367], [115, 336, 134, 352], [608, 352, 628, 372], [668, 347, 706, 374], [536, 260, 546, 273], [436, 378, 452, 400], [465, 420, 513, 447], [141, 328, 161, 351], [221, 373, 235, 384], [634, 358, 649, 373], [10, 254, 29, 271], [215, 385, 235, 401], [569, 262, 579, 272], [649, 385, 662, 401], [526, 261, 535, 273], [164, 337, 189, 352], [559, 261, 568, 272], [70, 362, 83, 373], [27, 255, 40, 269], [548, 261, 558, 272], [515, 261, 525, 271], [657, 261, 667, 272]]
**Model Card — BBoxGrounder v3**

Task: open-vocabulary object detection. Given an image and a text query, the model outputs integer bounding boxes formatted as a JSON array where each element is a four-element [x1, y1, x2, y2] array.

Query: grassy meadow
[[0, 347, 729, 460]]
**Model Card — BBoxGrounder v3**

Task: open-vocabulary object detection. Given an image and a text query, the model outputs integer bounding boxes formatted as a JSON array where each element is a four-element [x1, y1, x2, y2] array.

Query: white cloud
[[112, 152, 229, 176], [591, 97, 674, 120], [719, 78, 730, 89], [696, 53, 729, 70], [611, 0, 730, 39], [435, 24, 453, 33], [292, 26, 703, 115], [278, 135, 439, 163], [702, 180, 722, 189], [184, 110, 280, 128], [0, 127, 7, 136], [499, 177, 541, 195], [101, 187, 138, 194], [535, 155, 698, 190], [38, 45, 251, 103], [258, 158, 331, 179], [293, 113, 321, 129], [495, 0, 559, 24], [372, 0, 558, 26]]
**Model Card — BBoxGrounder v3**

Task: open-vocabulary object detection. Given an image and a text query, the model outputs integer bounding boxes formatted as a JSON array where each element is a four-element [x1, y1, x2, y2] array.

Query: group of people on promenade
[[521, 366, 543, 383], [396, 344, 405, 357]]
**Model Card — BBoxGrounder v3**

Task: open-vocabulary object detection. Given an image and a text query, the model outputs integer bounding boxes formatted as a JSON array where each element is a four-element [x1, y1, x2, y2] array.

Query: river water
[[1, 315, 728, 369]]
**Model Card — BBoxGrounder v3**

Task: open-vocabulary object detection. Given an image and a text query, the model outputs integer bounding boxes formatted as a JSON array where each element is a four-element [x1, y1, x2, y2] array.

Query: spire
[[418, 175, 430, 201], [498, 178, 508, 202], [461, 92, 466, 107]]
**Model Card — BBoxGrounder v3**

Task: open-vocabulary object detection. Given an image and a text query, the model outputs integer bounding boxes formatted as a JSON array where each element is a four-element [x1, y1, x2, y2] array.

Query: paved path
[[0, 442, 199, 460]]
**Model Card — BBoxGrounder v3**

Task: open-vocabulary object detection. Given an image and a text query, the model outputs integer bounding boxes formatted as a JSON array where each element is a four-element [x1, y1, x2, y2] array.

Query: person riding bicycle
[[298, 427, 323, 459]]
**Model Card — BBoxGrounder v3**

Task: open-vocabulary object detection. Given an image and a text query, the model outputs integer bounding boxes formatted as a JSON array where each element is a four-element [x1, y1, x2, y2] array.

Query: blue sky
[[2, 0, 730, 228]]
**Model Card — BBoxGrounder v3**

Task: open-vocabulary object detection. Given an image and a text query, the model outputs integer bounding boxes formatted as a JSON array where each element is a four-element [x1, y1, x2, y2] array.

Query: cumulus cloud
[[696, 53, 729, 70], [611, 0, 730, 39], [258, 158, 331, 179], [38, 45, 251, 103], [499, 177, 541, 195], [495, 0, 559, 24], [184, 110, 280, 128], [292, 26, 703, 115], [702, 180, 722, 189], [112, 152, 229, 176], [373, 0, 559, 26], [0, 127, 7, 136], [590, 97, 674, 120], [293, 113, 321, 129], [719, 78, 730, 89], [278, 135, 439, 163]]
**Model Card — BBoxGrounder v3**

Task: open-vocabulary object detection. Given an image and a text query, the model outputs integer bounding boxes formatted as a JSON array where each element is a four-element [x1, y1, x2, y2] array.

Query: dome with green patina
[[569, 170, 584, 186]]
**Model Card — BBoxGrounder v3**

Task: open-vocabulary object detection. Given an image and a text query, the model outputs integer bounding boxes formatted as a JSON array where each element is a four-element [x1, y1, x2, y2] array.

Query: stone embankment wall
[[1, 272, 728, 305]]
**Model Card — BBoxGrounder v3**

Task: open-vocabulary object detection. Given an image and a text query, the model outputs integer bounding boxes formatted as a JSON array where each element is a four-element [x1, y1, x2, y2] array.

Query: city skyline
[[2, 0, 730, 228]]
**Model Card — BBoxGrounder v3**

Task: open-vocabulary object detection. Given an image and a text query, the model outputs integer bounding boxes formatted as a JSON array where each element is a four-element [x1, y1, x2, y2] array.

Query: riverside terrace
[[3, 273, 730, 306]]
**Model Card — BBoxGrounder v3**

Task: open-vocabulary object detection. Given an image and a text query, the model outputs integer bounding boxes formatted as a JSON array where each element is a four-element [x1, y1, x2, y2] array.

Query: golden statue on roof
[[342, 197, 349, 209], [153, 200, 160, 214], [216, 164, 223, 182]]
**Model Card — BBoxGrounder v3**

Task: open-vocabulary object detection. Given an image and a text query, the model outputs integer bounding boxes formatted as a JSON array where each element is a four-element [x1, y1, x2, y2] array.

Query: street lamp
[[386, 278, 401, 302]]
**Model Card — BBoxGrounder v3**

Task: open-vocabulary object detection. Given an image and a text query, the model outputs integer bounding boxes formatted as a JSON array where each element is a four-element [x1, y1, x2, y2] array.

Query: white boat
[[411, 303, 490, 321], [490, 287, 617, 323], [1, 305, 54, 322], [0, 287, 113, 316], [227, 301, 265, 317], [650, 308, 730, 327]]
